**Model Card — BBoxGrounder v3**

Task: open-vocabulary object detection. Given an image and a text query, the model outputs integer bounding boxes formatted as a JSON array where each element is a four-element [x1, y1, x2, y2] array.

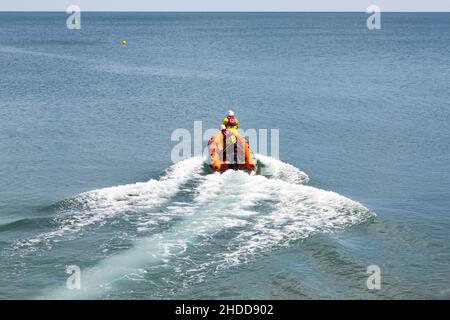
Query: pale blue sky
[[1, 0, 449, 12]]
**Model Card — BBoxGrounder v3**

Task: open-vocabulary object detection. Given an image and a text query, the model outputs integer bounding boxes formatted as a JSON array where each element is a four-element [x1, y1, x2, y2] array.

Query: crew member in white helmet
[[222, 110, 239, 136]]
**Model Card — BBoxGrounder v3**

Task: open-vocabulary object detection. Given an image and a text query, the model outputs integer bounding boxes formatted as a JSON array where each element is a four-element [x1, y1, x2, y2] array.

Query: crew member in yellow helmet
[[222, 110, 239, 136]]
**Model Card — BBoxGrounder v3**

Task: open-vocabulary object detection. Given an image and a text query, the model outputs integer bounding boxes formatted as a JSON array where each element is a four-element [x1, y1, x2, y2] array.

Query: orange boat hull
[[208, 132, 257, 172]]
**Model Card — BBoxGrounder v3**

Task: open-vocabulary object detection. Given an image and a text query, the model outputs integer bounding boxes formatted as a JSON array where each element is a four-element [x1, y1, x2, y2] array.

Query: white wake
[[38, 156, 374, 299]]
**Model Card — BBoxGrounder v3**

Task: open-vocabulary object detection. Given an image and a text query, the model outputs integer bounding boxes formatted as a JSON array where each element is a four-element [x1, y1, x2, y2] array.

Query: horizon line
[[0, 10, 449, 13]]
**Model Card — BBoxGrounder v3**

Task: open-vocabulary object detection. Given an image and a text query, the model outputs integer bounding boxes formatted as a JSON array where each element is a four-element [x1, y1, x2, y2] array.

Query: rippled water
[[0, 12, 449, 299]]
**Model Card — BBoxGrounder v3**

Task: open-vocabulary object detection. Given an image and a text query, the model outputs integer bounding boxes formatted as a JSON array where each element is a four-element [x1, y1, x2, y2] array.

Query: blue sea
[[0, 12, 449, 299]]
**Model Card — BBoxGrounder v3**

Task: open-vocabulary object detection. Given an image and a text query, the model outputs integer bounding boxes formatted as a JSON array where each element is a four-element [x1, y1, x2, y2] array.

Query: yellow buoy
[[121, 40, 127, 46]]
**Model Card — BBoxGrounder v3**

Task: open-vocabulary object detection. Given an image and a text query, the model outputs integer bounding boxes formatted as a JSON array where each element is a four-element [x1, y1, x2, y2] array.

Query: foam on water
[[38, 156, 373, 299], [257, 154, 310, 184], [14, 157, 204, 248]]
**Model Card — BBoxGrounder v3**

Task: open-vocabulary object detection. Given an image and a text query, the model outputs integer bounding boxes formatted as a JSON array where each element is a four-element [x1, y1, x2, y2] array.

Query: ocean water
[[0, 12, 449, 299]]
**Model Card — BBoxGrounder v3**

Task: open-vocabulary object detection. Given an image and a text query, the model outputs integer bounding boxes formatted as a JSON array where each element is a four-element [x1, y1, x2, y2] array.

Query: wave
[[30, 155, 374, 299], [0, 217, 52, 233], [13, 157, 204, 248]]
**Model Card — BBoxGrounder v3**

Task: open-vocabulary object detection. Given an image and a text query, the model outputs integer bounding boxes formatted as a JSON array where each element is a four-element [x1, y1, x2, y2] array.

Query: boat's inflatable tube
[[208, 131, 257, 172]]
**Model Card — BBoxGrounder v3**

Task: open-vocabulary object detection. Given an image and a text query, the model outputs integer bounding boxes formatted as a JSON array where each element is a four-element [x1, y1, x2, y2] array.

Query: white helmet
[[228, 110, 234, 116]]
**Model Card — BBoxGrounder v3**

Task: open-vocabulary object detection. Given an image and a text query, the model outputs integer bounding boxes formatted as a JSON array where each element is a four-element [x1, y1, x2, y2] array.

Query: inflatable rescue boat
[[208, 129, 257, 172]]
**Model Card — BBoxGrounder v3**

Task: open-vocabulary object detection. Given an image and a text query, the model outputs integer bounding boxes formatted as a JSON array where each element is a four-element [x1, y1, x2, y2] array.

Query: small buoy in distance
[[121, 40, 127, 46]]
